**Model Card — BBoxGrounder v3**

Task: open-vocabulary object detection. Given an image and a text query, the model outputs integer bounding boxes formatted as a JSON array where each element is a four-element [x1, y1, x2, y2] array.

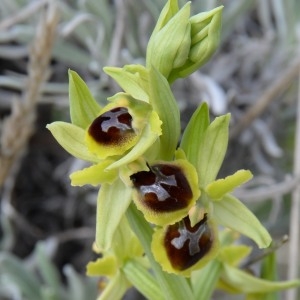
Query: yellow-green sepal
[[181, 103, 209, 168], [181, 103, 230, 187], [46, 121, 99, 163], [95, 179, 132, 251], [68, 70, 101, 128], [103, 64, 149, 102], [70, 160, 118, 186], [206, 170, 253, 200], [213, 194, 272, 249], [220, 264, 300, 295]]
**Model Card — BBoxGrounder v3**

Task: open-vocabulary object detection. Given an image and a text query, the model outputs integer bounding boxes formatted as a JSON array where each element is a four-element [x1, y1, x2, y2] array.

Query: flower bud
[[168, 6, 223, 83], [146, 2, 191, 79]]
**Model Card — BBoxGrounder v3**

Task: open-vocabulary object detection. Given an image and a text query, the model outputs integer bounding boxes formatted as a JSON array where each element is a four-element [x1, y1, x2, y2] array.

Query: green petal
[[180, 103, 210, 168], [95, 179, 132, 251], [70, 160, 118, 186], [221, 264, 300, 294], [148, 67, 180, 160], [46, 121, 99, 163], [206, 170, 253, 200], [213, 194, 272, 248], [106, 110, 162, 170], [123, 259, 164, 300], [86, 255, 118, 277], [103, 65, 149, 102], [68, 70, 101, 128]]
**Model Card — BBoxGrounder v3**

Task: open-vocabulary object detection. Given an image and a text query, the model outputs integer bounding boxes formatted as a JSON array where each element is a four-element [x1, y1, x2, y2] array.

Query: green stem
[[126, 204, 194, 300]]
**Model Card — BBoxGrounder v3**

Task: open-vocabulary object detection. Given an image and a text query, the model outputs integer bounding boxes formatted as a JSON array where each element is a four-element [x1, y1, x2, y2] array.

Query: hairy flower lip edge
[[130, 159, 200, 226], [85, 94, 153, 160], [151, 214, 219, 277]]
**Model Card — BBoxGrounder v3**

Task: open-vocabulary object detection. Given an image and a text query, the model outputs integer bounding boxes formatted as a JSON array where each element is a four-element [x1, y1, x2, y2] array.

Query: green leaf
[[0, 253, 42, 300], [123, 259, 164, 300], [70, 160, 118, 186], [36, 243, 61, 295], [191, 260, 222, 300], [206, 169, 253, 200], [46, 122, 99, 163], [213, 194, 272, 248], [68, 70, 101, 128], [180, 103, 210, 167], [197, 113, 230, 186], [64, 265, 97, 300], [221, 264, 300, 294], [148, 67, 180, 160], [95, 179, 132, 251], [126, 204, 194, 300], [103, 65, 150, 102]]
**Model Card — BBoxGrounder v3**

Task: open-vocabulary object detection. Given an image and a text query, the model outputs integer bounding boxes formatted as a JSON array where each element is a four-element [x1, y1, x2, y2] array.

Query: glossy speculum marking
[[130, 163, 193, 212], [164, 214, 213, 270], [88, 107, 135, 145]]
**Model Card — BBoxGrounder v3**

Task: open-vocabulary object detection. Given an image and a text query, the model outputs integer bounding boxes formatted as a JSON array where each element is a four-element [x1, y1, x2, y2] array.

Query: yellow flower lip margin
[[130, 158, 200, 226], [85, 94, 151, 160], [151, 214, 219, 277]]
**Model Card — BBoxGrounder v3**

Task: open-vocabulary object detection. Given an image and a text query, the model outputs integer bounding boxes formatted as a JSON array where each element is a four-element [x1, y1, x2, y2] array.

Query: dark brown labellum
[[130, 164, 193, 212], [164, 214, 213, 270], [88, 107, 135, 145]]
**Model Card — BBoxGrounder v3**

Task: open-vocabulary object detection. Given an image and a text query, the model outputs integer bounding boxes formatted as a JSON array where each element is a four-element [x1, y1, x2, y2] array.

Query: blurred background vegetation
[[0, 0, 299, 299]]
